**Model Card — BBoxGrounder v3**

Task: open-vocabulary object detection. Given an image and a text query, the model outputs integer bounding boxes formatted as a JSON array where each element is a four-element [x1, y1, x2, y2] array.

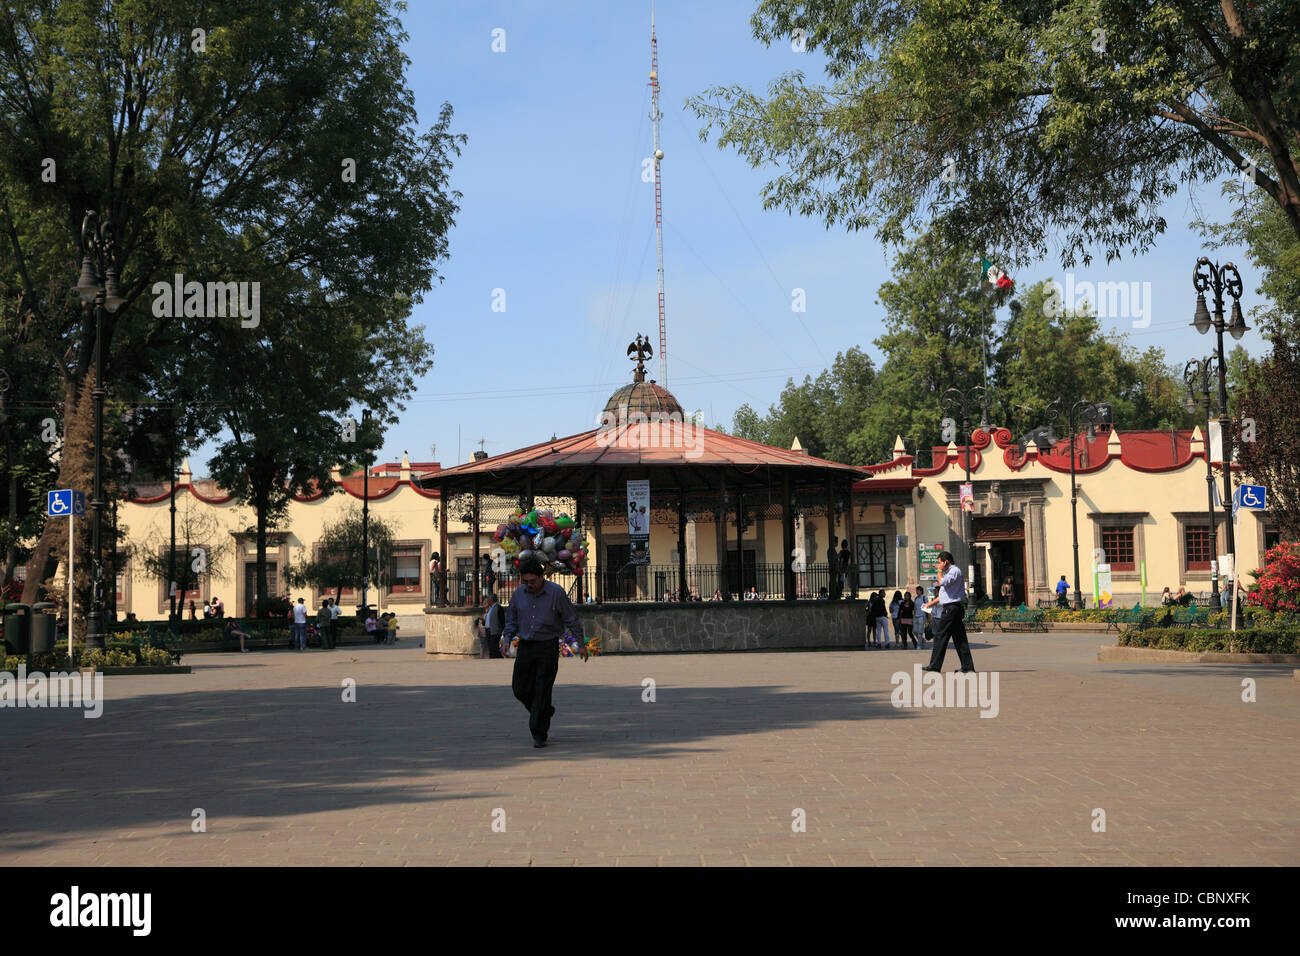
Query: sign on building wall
[[919, 542, 945, 581], [627, 479, 650, 565]]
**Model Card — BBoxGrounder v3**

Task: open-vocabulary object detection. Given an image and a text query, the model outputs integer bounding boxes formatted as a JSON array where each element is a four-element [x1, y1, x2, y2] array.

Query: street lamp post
[[1184, 356, 1223, 609], [1191, 258, 1248, 595], [73, 212, 126, 651], [940, 385, 990, 587], [361, 408, 372, 616], [1046, 399, 1111, 610]]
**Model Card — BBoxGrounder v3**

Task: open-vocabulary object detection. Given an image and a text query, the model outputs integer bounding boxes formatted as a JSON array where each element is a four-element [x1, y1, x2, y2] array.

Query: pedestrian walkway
[[1, 633, 1295, 865]]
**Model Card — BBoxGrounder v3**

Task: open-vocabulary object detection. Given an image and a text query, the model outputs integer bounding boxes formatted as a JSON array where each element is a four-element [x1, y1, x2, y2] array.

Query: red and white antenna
[[650, 3, 667, 385]]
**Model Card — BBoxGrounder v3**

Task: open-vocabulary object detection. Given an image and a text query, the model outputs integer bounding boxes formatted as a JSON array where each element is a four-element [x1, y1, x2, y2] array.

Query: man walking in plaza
[[922, 551, 975, 673], [478, 591, 504, 659], [502, 558, 588, 748]]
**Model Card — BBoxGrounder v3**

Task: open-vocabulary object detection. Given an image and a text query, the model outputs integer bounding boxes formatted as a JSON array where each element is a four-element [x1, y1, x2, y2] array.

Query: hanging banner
[[959, 483, 974, 512], [627, 479, 650, 565]]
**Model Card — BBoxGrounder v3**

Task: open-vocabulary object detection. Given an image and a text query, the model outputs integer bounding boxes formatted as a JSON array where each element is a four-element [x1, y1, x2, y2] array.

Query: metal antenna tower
[[650, 3, 668, 385]]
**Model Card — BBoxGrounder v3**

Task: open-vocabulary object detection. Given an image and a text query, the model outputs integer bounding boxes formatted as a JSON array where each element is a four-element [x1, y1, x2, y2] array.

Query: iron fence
[[453, 563, 865, 605]]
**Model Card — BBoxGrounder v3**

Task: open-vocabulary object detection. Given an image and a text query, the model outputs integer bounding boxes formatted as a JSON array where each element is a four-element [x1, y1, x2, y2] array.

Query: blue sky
[[207, 0, 1263, 474]]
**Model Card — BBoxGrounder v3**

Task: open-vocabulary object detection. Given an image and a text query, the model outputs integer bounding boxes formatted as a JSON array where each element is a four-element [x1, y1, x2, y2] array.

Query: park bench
[[993, 604, 1046, 632], [1102, 604, 1152, 634]]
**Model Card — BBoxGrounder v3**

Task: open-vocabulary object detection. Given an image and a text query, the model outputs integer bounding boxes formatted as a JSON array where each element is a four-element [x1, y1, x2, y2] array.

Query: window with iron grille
[[1100, 527, 1135, 571], [1185, 526, 1213, 570], [1264, 529, 1282, 552], [855, 534, 887, 588]]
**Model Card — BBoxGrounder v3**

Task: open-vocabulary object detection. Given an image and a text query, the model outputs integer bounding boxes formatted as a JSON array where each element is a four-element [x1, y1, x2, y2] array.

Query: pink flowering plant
[[1246, 542, 1300, 613]]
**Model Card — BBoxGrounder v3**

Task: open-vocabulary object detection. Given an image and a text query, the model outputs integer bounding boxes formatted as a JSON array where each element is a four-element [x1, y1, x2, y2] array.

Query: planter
[[97, 665, 192, 675]]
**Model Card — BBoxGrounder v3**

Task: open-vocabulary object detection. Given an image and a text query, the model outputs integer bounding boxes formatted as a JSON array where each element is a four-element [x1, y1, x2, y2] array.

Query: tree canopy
[[0, 0, 461, 608], [690, 0, 1300, 267]]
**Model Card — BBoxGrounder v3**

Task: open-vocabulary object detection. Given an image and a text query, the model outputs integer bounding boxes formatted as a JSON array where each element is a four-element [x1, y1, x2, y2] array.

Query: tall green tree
[[0, 0, 462, 605], [732, 346, 878, 461], [691, 1, 1300, 265]]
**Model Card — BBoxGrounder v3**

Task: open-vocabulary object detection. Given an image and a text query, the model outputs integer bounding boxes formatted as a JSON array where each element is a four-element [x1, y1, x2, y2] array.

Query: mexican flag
[[980, 257, 1014, 292]]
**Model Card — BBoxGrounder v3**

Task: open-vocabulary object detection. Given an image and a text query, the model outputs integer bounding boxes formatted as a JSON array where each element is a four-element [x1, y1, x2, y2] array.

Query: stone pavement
[[2, 631, 1297, 866]]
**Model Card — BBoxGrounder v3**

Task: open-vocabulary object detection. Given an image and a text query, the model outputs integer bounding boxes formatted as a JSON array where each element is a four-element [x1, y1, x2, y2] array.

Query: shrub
[[1247, 541, 1300, 613], [1118, 628, 1300, 654]]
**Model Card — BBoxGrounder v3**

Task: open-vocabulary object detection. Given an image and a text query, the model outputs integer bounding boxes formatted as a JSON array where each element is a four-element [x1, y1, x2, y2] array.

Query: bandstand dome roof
[[602, 380, 685, 423]]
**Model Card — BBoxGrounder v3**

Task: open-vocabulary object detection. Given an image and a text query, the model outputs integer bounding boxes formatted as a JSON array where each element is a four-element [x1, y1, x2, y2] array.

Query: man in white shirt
[[291, 598, 309, 650], [328, 598, 342, 645], [922, 552, 975, 673], [478, 593, 504, 659]]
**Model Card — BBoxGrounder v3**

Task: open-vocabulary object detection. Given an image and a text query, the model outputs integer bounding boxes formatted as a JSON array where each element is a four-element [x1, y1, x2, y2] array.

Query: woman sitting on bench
[[364, 611, 388, 644]]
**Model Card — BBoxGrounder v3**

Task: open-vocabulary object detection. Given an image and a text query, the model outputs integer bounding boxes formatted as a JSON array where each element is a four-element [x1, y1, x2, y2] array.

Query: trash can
[[30, 602, 56, 654], [3, 603, 30, 655]]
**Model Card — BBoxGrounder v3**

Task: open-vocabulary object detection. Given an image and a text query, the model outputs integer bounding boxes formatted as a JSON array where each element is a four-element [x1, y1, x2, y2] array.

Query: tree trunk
[[255, 488, 269, 618], [21, 377, 97, 629]]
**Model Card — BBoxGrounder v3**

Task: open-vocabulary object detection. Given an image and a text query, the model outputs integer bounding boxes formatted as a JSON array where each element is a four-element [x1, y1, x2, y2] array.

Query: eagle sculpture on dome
[[627, 334, 653, 382]]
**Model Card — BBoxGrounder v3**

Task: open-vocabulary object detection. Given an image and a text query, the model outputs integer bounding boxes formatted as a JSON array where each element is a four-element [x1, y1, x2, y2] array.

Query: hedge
[[1117, 628, 1300, 654], [3, 644, 176, 671]]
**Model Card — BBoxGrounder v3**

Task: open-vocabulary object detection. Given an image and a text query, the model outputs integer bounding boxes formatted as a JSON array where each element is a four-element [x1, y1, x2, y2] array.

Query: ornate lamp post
[[1184, 356, 1223, 609], [1045, 399, 1111, 610], [361, 408, 372, 616], [940, 385, 990, 585], [72, 212, 126, 650], [1191, 258, 1248, 592]]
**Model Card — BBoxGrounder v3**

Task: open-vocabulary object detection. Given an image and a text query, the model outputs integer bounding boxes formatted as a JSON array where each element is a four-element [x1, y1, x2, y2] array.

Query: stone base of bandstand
[[425, 601, 868, 656]]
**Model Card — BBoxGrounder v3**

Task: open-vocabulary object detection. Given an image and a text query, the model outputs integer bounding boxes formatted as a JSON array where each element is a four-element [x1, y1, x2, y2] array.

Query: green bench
[[993, 604, 1046, 632], [1102, 604, 1154, 634]]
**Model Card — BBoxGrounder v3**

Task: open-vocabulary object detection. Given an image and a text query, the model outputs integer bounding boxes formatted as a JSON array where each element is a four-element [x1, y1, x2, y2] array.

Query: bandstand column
[[782, 471, 796, 601], [677, 482, 687, 600], [716, 473, 730, 600], [845, 475, 857, 599], [471, 478, 481, 606], [594, 473, 604, 603], [438, 482, 449, 607]]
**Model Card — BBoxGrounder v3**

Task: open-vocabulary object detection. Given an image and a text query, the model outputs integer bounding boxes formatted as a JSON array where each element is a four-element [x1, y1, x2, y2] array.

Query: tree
[[690, 1, 1300, 266], [732, 346, 878, 461], [286, 506, 397, 609], [132, 500, 234, 617], [1237, 333, 1300, 542], [1, 0, 463, 605]]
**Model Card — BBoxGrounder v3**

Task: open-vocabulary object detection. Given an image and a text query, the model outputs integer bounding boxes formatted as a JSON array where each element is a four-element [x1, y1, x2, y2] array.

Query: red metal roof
[[421, 421, 870, 493]]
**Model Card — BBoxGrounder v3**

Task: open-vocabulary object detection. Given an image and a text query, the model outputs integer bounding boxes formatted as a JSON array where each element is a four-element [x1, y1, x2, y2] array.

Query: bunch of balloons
[[560, 628, 601, 658], [494, 508, 588, 574]]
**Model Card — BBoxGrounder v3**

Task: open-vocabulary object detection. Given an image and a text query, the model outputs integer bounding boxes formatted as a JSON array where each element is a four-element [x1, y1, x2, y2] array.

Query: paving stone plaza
[[3, 632, 1296, 867]]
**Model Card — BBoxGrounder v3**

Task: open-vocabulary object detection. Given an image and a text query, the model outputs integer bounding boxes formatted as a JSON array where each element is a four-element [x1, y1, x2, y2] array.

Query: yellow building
[[112, 417, 1277, 619]]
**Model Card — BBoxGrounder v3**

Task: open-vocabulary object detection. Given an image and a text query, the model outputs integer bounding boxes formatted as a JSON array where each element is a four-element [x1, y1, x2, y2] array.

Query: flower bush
[[1246, 541, 1300, 613]]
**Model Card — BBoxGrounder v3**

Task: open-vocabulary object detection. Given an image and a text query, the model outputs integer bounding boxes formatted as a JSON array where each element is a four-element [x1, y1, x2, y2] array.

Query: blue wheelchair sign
[[47, 489, 86, 518], [1235, 485, 1266, 511]]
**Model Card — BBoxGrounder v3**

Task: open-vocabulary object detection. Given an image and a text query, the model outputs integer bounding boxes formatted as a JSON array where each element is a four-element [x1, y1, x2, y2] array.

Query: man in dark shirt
[[827, 539, 841, 600], [502, 558, 588, 748]]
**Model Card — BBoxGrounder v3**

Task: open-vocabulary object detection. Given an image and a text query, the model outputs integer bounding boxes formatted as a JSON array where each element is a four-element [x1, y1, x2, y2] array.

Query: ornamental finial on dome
[[627, 333, 653, 383]]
